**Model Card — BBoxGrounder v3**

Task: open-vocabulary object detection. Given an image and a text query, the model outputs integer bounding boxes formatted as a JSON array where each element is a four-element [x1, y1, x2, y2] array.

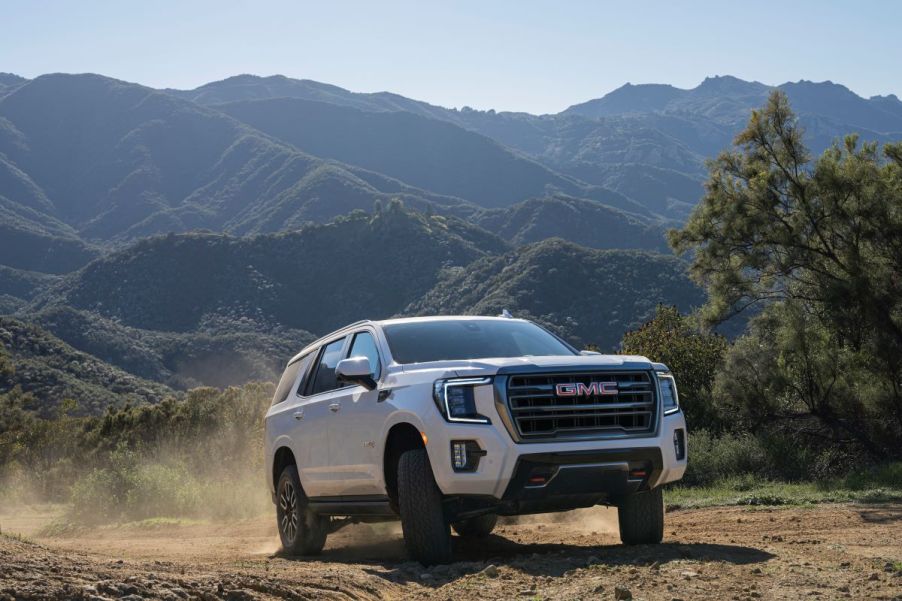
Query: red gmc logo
[[555, 382, 618, 396]]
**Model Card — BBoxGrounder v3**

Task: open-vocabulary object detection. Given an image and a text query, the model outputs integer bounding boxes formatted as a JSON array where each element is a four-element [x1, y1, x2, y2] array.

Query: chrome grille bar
[[506, 371, 657, 439]]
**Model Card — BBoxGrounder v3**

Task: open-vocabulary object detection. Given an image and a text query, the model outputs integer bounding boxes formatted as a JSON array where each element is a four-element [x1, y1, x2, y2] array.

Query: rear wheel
[[617, 486, 664, 545], [276, 465, 328, 555], [397, 448, 452, 564], [452, 513, 497, 538]]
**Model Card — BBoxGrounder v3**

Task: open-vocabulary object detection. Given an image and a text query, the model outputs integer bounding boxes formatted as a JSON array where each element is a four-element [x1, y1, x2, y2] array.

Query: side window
[[348, 331, 382, 379], [272, 355, 307, 406], [308, 337, 347, 395], [292, 352, 316, 396]]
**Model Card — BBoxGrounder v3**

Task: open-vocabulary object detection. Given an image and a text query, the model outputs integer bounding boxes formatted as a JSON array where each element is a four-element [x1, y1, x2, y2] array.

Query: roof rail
[[342, 319, 370, 330]]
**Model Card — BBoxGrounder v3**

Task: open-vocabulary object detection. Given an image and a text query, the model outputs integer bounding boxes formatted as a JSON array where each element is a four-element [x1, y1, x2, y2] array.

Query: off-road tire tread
[[618, 486, 664, 545], [397, 448, 452, 564], [277, 465, 328, 556], [452, 513, 498, 538]]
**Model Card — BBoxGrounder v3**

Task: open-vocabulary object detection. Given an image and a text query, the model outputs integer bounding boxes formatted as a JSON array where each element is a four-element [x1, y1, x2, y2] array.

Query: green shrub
[[683, 430, 771, 485], [839, 462, 902, 491]]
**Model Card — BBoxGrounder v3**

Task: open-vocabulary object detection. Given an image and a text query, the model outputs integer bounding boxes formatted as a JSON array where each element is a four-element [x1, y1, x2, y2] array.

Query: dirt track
[[1, 504, 901, 600]]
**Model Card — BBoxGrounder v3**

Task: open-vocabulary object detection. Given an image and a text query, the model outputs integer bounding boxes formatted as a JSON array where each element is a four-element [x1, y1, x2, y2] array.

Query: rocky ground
[[1, 504, 900, 600]]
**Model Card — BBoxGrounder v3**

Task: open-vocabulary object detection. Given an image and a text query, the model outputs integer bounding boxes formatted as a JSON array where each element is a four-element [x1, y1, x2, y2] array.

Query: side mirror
[[335, 357, 377, 390], [580, 350, 602, 356]]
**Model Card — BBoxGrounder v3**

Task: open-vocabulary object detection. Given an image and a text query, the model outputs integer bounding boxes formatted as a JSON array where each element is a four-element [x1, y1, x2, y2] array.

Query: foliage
[[408, 238, 705, 349], [35, 208, 506, 336], [1, 383, 272, 521], [671, 91, 902, 458], [471, 195, 668, 252], [621, 305, 728, 430], [32, 305, 314, 391], [0, 317, 172, 416], [665, 467, 902, 509]]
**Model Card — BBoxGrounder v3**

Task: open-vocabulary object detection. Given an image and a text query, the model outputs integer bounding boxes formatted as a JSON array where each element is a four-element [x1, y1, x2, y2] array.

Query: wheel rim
[[279, 480, 299, 542]]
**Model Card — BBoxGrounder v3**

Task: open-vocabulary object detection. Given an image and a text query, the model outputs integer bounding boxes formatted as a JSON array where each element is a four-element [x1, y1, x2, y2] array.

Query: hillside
[[166, 74, 459, 122], [28, 305, 314, 390], [407, 238, 704, 349], [0, 317, 173, 416], [31, 207, 509, 336], [178, 74, 902, 222], [0, 73, 471, 247], [470, 195, 668, 250], [217, 97, 642, 212]]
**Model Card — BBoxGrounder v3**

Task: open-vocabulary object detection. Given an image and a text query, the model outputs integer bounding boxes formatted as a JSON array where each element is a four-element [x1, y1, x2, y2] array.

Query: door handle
[[293, 409, 304, 420], [329, 402, 341, 413]]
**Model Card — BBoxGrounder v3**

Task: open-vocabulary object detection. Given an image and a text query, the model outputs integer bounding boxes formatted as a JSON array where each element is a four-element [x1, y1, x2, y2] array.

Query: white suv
[[264, 316, 687, 564]]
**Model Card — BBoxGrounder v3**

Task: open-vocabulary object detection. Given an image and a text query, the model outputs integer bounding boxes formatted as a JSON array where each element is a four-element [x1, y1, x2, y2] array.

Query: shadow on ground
[[277, 534, 775, 587], [857, 505, 902, 524]]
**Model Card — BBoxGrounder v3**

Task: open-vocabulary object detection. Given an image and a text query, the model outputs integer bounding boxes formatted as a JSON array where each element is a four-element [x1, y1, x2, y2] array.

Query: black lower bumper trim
[[501, 447, 663, 514]]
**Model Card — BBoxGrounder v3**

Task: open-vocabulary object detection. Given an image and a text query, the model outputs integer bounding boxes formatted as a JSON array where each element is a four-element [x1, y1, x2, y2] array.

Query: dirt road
[[1, 504, 900, 600]]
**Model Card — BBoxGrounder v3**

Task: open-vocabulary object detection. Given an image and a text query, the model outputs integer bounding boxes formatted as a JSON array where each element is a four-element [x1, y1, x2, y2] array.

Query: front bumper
[[425, 383, 688, 502]]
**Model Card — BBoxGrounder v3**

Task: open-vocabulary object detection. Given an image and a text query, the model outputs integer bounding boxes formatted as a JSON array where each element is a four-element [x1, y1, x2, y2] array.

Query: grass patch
[[0, 530, 33, 544], [666, 474, 902, 509], [39, 515, 211, 537]]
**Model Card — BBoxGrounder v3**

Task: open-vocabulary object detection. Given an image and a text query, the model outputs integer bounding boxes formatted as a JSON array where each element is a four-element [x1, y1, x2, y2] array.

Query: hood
[[396, 354, 657, 378]]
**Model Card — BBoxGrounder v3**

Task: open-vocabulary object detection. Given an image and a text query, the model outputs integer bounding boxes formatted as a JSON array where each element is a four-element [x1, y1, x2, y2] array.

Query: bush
[[683, 430, 771, 486], [69, 449, 198, 522], [840, 462, 902, 491]]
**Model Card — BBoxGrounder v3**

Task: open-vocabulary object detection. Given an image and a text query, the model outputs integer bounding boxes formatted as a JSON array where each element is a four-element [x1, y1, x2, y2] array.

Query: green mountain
[[406, 238, 704, 349], [470, 195, 668, 251], [29, 305, 314, 390], [175, 74, 902, 222], [0, 317, 173, 416], [31, 207, 508, 336], [166, 74, 457, 120], [217, 97, 644, 213], [0, 73, 471, 247]]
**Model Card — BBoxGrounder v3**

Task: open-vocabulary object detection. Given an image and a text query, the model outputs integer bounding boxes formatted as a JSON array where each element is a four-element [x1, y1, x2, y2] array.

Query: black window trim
[[297, 327, 386, 398], [347, 328, 384, 382], [301, 335, 352, 398], [291, 351, 317, 399]]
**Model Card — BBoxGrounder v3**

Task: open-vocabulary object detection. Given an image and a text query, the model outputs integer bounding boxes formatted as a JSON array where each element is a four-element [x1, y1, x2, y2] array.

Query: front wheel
[[617, 486, 664, 545], [276, 465, 328, 555], [397, 448, 452, 564], [452, 513, 497, 538]]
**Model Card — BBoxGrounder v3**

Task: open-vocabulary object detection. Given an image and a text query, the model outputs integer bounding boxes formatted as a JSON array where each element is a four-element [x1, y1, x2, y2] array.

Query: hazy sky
[[4, 0, 900, 114]]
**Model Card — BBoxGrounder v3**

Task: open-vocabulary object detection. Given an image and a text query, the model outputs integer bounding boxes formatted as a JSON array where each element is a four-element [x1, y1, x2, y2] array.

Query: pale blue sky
[[3, 0, 900, 114]]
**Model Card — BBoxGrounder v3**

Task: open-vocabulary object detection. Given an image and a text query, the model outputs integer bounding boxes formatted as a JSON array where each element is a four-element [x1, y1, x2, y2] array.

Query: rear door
[[326, 329, 390, 496], [266, 351, 330, 493]]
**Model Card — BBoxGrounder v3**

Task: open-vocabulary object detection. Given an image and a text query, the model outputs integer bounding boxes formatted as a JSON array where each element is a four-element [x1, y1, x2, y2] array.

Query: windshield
[[383, 319, 576, 364]]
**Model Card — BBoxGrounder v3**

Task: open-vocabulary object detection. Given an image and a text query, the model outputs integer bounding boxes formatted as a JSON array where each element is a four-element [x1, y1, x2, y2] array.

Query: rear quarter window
[[271, 352, 313, 405]]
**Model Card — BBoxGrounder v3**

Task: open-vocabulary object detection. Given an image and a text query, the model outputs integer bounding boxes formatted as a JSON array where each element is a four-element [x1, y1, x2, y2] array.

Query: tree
[[670, 91, 902, 456], [621, 305, 727, 431]]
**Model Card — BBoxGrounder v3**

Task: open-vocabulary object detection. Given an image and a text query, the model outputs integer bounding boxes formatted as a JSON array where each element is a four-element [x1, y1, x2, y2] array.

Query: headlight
[[657, 371, 680, 415], [432, 377, 493, 424]]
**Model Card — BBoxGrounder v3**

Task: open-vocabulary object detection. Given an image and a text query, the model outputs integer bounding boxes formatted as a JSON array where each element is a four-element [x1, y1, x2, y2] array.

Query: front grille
[[505, 371, 657, 440]]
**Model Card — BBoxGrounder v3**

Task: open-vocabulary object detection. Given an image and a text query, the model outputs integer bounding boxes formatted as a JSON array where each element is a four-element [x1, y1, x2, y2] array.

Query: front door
[[326, 330, 388, 496], [294, 335, 349, 497]]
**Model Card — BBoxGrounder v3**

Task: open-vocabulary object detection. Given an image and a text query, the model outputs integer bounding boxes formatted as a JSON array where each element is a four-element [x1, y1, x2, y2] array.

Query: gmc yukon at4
[[265, 316, 687, 564]]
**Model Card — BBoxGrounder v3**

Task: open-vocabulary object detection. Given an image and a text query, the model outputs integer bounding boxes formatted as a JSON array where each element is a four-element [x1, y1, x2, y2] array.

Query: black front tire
[[276, 465, 328, 555], [397, 448, 452, 564], [617, 486, 664, 545], [452, 513, 498, 538]]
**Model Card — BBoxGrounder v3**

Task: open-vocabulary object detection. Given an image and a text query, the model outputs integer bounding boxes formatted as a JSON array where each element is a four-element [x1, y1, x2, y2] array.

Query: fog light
[[452, 442, 468, 469], [674, 429, 686, 461], [450, 440, 485, 472]]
